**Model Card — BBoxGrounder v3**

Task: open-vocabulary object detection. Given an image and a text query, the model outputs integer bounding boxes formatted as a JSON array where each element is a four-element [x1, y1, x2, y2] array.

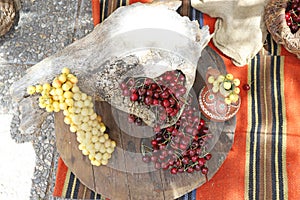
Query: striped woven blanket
[[53, 0, 300, 199]]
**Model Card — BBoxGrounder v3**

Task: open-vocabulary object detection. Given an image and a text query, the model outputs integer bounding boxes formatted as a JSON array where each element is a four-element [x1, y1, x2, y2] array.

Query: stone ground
[[0, 0, 94, 199]]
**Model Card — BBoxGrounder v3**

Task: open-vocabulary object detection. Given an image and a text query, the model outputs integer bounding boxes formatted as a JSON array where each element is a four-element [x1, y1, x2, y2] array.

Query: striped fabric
[[53, 0, 300, 199]]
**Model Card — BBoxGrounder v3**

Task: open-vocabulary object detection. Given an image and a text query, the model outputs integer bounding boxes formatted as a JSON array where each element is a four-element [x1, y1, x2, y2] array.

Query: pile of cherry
[[120, 70, 186, 126], [120, 70, 212, 177], [285, 0, 300, 33]]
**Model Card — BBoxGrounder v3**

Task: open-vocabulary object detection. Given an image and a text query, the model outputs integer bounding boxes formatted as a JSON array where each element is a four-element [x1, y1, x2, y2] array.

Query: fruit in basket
[[26, 68, 116, 166], [265, 0, 300, 58], [285, 0, 300, 33]]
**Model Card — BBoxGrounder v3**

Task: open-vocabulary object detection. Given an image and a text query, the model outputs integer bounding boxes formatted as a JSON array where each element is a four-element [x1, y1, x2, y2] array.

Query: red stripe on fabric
[[129, 0, 153, 4], [283, 55, 300, 200], [195, 14, 248, 200], [280, 44, 300, 58], [91, 0, 101, 26], [53, 158, 69, 197]]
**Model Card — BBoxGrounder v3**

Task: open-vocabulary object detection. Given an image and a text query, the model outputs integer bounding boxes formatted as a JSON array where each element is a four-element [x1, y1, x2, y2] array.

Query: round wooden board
[[54, 46, 236, 200]]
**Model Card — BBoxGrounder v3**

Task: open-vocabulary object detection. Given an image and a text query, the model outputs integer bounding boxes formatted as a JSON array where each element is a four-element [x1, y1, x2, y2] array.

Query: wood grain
[[55, 47, 236, 200]]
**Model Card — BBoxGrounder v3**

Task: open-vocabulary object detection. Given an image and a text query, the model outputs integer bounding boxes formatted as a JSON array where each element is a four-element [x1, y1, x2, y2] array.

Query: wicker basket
[[264, 0, 300, 58], [0, 0, 16, 37]]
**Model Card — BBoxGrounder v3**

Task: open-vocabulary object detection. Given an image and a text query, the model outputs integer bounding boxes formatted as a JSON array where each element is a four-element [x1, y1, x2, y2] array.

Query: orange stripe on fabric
[[196, 14, 248, 200], [283, 55, 300, 200], [53, 158, 69, 197], [280, 45, 300, 58], [91, 0, 101, 26]]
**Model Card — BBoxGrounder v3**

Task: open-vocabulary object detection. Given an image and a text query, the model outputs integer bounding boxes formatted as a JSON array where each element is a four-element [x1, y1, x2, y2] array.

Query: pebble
[[0, 0, 94, 199]]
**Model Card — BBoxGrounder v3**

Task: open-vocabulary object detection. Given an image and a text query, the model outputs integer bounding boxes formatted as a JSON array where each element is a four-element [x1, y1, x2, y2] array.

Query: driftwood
[[10, 1, 211, 134]]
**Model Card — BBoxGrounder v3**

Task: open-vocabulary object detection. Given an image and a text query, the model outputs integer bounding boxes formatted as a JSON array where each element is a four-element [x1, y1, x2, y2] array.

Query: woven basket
[[0, 0, 16, 37], [264, 0, 300, 58]]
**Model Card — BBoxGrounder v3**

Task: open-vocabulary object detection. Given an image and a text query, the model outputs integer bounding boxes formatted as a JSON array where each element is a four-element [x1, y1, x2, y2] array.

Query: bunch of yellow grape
[[27, 67, 116, 166], [207, 73, 240, 105]]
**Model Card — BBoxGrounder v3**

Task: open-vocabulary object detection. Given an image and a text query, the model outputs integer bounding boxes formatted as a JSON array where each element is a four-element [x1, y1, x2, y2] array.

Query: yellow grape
[[224, 98, 232, 105], [56, 88, 63, 96], [88, 154, 95, 161], [223, 82, 232, 90], [52, 78, 62, 88], [58, 74, 67, 83], [65, 98, 74, 107], [207, 76, 215, 84], [35, 85, 43, 93], [233, 78, 240, 86], [225, 73, 234, 80], [234, 87, 240, 94], [73, 93, 81, 101], [46, 105, 54, 113], [63, 91, 73, 99], [71, 85, 80, 93], [27, 86, 36, 95], [61, 67, 70, 75], [62, 82, 72, 91], [64, 116, 71, 125], [81, 108, 89, 116], [43, 83, 51, 91], [217, 75, 225, 82], [27, 67, 116, 167], [101, 159, 108, 165]]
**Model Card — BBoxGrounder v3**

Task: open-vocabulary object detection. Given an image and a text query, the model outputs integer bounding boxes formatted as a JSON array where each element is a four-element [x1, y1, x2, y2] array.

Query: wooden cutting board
[[55, 46, 236, 200]]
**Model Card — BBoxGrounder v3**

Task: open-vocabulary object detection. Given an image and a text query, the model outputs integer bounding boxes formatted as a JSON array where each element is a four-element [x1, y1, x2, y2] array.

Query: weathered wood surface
[[55, 46, 236, 200]]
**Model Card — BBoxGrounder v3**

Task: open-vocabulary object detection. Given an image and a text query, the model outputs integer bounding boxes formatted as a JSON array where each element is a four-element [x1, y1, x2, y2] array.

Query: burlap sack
[[191, 0, 268, 66]]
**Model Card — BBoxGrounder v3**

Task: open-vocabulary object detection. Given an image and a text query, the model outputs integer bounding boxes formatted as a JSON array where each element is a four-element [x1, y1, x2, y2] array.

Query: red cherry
[[170, 167, 178, 174], [151, 156, 158, 162], [199, 119, 205, 126], [161, 162, 169, 170], [160, 90, 170, 99], [194, 164, 201, 171], [153, 92, 160, 99], [127, 114, 136, 123], [150, 83, 158, 90], [177, 167, 184, 173], [152, 99, 159, 105], [144, 96, 153, 105], [153, 125, 161, 133], [285, 12, 291, 20], [187, 167, 194, 173], [162, 99, 171, 107], [155, 162, 161, 169], [201, 166, 209, 175], [120, 82, 128, 90], [166, 126, 174, 132], [191, 155, 198, 163], [142, 155, 151, 163], [205, 153, 212, 160], [151, 139, 158, 146], [198, 157, 206, 166], [242, 83, 251, 90], [130, 93, 139, 101], [146, 89, 153, 97], [138, 88, 146, 96], [181, 156, 189, 165], [127, 79, 135, 87], [122, 89, 130, 96]]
